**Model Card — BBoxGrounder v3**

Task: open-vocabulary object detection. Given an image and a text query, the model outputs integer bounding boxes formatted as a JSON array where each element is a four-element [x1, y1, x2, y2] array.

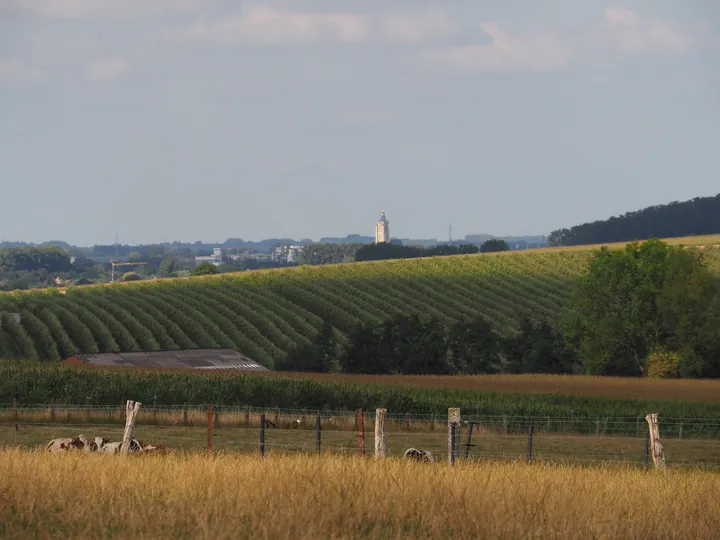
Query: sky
[[1, 1, 719, 246]]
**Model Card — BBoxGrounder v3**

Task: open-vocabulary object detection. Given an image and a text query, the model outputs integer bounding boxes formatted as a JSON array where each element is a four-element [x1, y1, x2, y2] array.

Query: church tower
[[375, 210, 390, 243]]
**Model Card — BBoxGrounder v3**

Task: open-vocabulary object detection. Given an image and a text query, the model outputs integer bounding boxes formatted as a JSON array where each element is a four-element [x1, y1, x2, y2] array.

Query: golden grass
[[0, 449, 718, 539]]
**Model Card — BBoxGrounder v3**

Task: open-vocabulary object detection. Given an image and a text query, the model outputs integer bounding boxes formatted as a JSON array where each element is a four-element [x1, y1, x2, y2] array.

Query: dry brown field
[[0, 449, 718, 539]]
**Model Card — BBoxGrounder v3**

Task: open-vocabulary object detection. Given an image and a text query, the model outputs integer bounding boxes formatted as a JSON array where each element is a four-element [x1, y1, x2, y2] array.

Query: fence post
[[120, 400, 142, 456], [85, 396, 90, 421], [464, 423, 474, 459], [678, 422, 683, 439], [448, 408, 460, 466], [645, 413, 666, 470], [502, 415, 508, 435], [315, 415, 321, 454], [260, 413, 265, 456], [207, 404, 213, 454], [357, 409, 365, 456], [527, 424, 534, 462], [183, 406, 188, 426], [644, 429, 650, 467], [375, 408, 387, 459]]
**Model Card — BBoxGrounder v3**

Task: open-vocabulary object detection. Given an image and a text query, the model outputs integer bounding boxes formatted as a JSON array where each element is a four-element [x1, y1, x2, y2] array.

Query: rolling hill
[[1, 236, 719, 366]]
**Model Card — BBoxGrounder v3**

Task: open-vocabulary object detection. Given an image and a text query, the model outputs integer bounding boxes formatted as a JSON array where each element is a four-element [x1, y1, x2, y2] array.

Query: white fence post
[[645, 413, 666, 470], [375, 408, 387, 459], [120, 400, 142, 456]]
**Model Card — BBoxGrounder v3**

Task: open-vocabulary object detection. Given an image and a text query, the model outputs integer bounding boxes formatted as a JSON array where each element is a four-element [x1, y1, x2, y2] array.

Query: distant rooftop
[[61, 349, 269, 371]]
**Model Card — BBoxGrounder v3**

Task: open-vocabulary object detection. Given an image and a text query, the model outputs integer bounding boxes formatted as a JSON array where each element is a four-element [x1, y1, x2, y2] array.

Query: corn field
[[1, 246, 719, 365]]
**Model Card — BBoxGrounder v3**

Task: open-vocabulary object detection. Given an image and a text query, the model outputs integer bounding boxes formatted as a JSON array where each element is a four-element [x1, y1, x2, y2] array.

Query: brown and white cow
[[403, 448, 435, 463]]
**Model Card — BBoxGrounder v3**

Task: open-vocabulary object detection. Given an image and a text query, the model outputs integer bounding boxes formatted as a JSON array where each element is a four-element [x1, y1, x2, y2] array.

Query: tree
[[192, 262, 219, 276], [158, 256, 178, 278], [121, 272, 142, 282], [447, 318, 504, 373], [505, 318, 576, 374], [480, 239, 510, 253], [275, 320, 337, 372], [562, 239, 719, 376], [340, 315, 450, 375]]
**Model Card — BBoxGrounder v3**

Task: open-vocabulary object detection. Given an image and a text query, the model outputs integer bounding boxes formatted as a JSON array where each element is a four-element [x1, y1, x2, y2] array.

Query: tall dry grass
[[0, 449, 718, 539]]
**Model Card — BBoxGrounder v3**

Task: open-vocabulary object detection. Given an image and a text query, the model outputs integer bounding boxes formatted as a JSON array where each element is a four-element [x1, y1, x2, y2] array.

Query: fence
[[1, 403, 719, 468]]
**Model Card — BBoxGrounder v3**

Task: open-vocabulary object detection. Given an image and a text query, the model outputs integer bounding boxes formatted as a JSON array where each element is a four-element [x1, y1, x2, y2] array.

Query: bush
[[122, 272, 142, 282], [193, 263, 219, 276], [646, 349, 680, 378]]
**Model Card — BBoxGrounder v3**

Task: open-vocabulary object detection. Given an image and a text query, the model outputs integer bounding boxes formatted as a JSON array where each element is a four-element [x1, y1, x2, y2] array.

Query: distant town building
[[375, 210, 390, 244], [194, 247, 223, 266]]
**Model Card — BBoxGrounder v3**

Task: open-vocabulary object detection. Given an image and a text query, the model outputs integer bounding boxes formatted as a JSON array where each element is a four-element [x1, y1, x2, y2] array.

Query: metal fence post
[[315, 415, 321, 454], [527, 424, 534, 462], [260, 413, 265, 457], [644, 429, 649, 467], [207, 404, 213, 454]]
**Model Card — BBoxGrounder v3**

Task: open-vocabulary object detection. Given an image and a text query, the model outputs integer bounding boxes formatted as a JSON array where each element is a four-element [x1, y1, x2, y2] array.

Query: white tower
[[375, 210, 390, 243]]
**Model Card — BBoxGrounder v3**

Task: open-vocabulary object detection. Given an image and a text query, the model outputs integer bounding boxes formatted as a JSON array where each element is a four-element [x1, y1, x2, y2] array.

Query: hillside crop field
[[0, 450, 718, 539], [1, 236, 719, 366]]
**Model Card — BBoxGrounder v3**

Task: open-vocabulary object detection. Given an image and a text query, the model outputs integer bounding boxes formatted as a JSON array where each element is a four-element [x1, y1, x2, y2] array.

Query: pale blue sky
[[1, 1, 718, 246]]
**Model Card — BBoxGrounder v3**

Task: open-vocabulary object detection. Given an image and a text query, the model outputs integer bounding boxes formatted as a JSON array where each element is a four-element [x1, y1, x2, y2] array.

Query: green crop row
[[1, 363, 719, 436], [0, 247, 719, 366]]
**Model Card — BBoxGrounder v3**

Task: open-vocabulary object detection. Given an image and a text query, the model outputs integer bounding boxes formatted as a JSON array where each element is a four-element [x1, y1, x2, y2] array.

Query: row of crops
[[1, 248, 719, 366]]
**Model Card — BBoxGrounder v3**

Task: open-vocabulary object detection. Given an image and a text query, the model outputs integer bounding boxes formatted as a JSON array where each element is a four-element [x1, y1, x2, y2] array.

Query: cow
[[403, 448, 435, 463], [45, 435, 88, 452]]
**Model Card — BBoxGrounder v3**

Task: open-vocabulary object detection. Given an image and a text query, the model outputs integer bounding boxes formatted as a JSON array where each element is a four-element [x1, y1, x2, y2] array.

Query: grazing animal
[[45, 438, 75, 452], [403, 448, 435, 463]]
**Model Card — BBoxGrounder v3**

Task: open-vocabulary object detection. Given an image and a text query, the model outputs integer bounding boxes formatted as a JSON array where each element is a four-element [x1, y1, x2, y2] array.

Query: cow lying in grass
[[45, 435, 167, 455], [403, 448, 435, 463]]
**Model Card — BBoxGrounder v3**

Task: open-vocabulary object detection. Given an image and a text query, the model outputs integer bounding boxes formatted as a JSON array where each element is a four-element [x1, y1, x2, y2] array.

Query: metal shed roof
[[62, 349, 269, 371]]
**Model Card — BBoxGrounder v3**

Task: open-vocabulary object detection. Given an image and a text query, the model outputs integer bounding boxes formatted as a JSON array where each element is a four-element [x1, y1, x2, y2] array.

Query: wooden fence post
[[448, 408, 460, 466], [207, 404, 213, 454], [357, 409, 365, 456], [645, 413, 666, 470], [120, 400, 142, 456], [375, 409, 387, 459]]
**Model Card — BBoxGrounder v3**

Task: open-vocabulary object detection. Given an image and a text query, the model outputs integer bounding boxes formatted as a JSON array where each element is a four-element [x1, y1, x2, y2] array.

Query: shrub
[[646, 349, 680, 379]]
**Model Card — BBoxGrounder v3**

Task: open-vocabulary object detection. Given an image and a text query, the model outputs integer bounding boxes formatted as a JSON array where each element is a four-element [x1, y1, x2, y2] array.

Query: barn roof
[[61, 349, 269, 371]]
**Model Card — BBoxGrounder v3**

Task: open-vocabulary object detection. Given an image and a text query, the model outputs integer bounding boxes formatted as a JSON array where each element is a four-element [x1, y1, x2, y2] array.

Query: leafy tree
[[192, 262, 219, 276], [480, 239, 510, 253], [562, 240, 719, 376], [505, 318, 576, 374], [548, 193, 720, 246], [340, 315, 450, 374], [121, 272, 142, 282], [447, 318, 504, 373], [158, 256, 178, 278], [275, 320, 337, 372]]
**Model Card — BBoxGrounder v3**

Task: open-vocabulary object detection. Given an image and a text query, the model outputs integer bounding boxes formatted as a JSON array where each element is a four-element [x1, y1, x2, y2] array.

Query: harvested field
[[0, 449, 718, 539]]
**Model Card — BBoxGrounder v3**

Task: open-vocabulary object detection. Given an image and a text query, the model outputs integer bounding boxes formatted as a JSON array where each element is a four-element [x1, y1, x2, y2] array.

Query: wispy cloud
[[424, 23, 572, 73], [86, 57, 131, 82], [601, 6, 693, 55], [163, 4, 368, 45], [0, 57, 45, 83], [381, 8, 457, 44]]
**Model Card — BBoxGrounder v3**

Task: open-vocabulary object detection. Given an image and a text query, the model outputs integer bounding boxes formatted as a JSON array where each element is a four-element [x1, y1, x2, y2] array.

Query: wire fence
[[1, 404, 719, 468]]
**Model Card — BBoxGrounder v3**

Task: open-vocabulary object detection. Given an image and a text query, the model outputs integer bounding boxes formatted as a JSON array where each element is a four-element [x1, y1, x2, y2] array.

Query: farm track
[[0, 237, 719, 365]]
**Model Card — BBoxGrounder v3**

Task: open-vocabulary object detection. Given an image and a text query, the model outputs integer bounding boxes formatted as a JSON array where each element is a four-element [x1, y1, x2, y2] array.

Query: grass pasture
[[0, 449, 718, 539], [1, 236, 719, 366]]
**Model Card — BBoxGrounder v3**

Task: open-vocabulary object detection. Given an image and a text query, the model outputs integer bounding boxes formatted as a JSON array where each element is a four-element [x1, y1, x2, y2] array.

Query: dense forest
[[548, 193, 720, 246]]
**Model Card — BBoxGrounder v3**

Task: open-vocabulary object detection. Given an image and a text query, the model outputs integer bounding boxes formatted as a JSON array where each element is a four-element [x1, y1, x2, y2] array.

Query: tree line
[[548, 193, 720, 247], [279, 239, 720, 378]]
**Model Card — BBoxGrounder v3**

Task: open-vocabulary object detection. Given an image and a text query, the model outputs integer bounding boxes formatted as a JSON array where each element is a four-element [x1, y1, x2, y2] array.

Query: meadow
[[1, 236, 719, 366], [0, 449, 718, 539]]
